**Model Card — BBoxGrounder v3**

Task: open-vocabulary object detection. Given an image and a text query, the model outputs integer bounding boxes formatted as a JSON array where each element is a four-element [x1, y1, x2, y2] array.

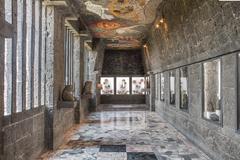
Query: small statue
[[182, 92, 188, 109], [82, 81, 92, 95], [62, 85, 75, 101], [210, 113, 219, 121]]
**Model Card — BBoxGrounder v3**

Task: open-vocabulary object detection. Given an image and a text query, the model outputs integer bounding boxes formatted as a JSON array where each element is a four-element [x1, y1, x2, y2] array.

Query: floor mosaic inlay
[[42, 105, 212, 160]]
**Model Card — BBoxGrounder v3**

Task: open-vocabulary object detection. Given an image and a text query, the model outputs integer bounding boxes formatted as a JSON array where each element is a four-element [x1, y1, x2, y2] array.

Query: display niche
[[169, 70, 176, 105], [180, 67, 188, 110], [116, 77, 130, 95], [145, 76, 150, 95], [132, 77, 145, 95], [101, 77, 114, 95], [155, 74, 159, 99], [203, 59, 221, 122], [160, 73, 165, 101]]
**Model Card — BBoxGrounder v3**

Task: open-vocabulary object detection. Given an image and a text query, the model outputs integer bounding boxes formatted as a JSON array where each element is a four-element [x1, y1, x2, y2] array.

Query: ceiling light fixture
[[159, 18, 164, 23], [156, 2, 166, 25]]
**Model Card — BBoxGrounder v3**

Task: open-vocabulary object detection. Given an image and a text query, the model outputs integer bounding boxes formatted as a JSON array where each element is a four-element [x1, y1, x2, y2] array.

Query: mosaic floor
[[42, 105, 212, 160]]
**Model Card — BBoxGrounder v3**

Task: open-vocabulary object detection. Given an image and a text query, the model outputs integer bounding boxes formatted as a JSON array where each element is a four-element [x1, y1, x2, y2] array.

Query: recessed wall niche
[[160, 73, 165, 101], [203, 59, 221, 123], [169, 70, 176, 105], [180, 67, 188, 110]]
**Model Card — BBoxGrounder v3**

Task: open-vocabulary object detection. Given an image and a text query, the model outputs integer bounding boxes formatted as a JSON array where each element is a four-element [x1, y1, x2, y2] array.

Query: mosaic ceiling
[[77, 0, 162, 49]]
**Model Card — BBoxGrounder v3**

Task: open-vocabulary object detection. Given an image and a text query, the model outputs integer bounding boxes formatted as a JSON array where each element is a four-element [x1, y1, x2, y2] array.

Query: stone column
[[0, 0, 4, 156], [73, 35, 81, 123], [78, 37, 90, 122], [45, 5, 55, 110], [44, 4, 55, 149], [73, 35, 81, 99], [93, 39, 106, 107], [79, 37, 85, 93]]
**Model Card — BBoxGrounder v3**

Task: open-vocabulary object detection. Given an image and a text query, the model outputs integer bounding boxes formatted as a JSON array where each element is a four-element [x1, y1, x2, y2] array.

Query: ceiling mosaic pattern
[[78, 0, 162, 49]]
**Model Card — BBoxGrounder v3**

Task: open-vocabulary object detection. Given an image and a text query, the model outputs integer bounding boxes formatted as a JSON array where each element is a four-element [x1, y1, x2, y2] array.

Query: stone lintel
[[43, 0, 68, 6]]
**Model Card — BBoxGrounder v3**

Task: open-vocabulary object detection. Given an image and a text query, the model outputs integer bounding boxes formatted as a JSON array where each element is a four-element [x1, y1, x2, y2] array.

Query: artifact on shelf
[[62, 85, 75, 101]]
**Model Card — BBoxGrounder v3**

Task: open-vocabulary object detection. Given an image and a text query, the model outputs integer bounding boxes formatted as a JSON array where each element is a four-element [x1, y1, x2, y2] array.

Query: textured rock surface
[[147, 0, 240, 159], [0, 2, 90, 160], [102, 49, 145, 76], [147, 0, 240, 72]]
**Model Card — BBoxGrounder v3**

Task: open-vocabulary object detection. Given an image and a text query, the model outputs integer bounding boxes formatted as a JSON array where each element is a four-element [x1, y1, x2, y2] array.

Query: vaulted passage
[[0, 0, 240, 160]]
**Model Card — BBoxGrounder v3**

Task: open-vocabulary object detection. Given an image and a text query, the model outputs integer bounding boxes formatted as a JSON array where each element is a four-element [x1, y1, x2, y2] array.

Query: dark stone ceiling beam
[[43, 0, 90, 34]]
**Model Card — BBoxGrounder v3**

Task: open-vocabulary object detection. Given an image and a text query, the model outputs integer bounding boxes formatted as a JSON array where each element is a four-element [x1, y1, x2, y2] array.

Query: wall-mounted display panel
[[132, 77, 145, 95], [116, 77, 130, 95], [101, 77, 114, 95]]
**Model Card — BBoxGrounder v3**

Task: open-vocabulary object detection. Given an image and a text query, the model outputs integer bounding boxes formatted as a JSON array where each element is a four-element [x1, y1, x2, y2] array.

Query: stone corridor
[[41, 105, 211, 160], [1, 0, 240, 159]]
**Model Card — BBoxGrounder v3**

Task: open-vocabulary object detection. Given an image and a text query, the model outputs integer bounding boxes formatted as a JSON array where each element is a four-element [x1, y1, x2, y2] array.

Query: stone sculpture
[[62, 85, 75, 101], [82, 81, 93, 95]]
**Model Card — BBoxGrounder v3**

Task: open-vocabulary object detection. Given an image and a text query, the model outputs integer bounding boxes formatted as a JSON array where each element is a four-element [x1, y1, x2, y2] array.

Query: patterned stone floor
[[41, 105, 212, 160]]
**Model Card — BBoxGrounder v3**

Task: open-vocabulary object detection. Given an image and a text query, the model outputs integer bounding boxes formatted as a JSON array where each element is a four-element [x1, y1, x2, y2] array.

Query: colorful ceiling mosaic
[[78, 0, 162, 49]]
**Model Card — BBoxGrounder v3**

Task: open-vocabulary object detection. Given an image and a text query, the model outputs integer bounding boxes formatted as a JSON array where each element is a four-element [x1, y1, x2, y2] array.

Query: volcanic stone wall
[[147, 0, 240, 159], [102, 49, 145, 76]]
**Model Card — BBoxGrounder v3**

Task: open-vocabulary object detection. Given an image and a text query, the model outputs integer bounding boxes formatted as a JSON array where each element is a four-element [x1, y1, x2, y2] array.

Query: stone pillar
[[73, 35, 81, 123], [0, 0, 18, 155], [78, 37, 90, 123], [0, 0, 4, 156], [45, 5, 55, 110], [95, 73, 101, 107], [93, 39, 106, 107], [73, 35, 81, 99], [79, 37, 85, 93], [44, 4, 55, 149], [84, 44, 90, 83]]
